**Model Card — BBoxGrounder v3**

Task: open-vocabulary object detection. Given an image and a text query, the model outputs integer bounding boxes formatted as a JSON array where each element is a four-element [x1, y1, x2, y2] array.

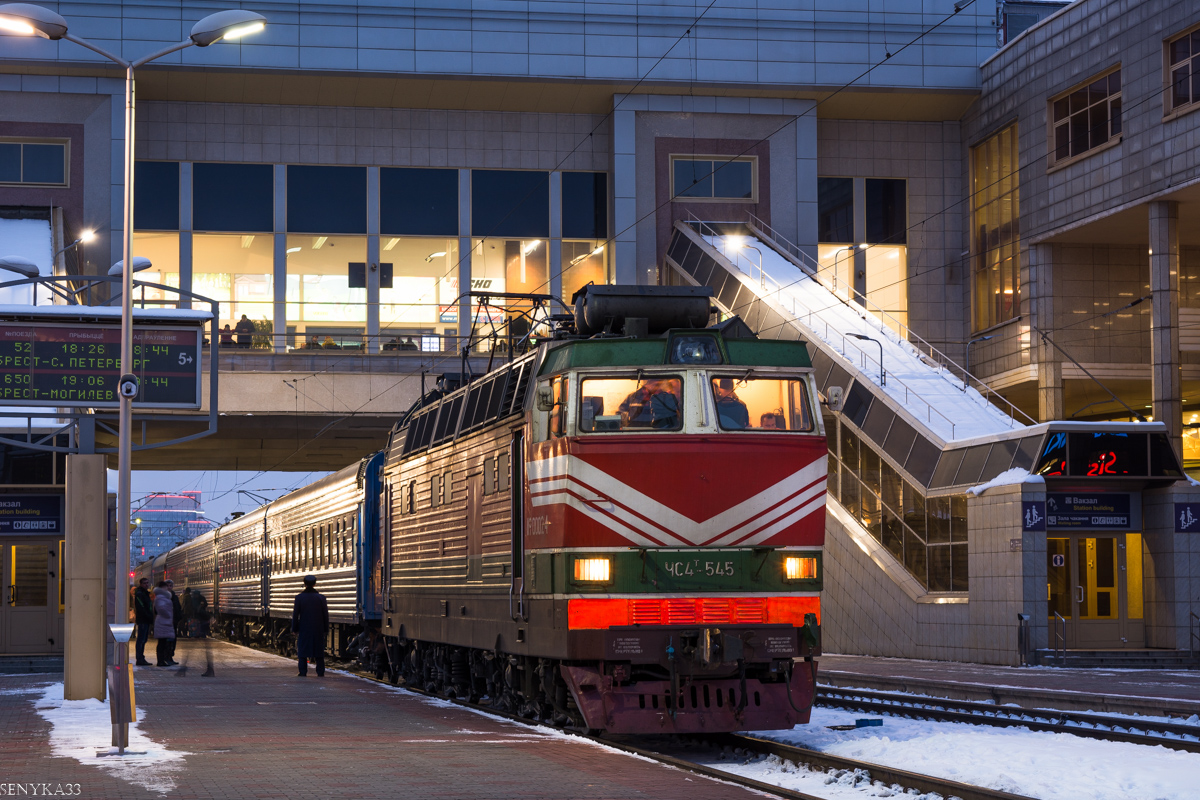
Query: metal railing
[[1191, 611, 1199, 657], [739, 212, 1038, 429], [1053, 612, 1067, 665], [683, 215, 961, 437]]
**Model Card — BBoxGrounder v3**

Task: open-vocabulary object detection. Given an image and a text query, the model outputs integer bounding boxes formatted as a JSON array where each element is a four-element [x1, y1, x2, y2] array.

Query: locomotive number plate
[[663, 559, 735, 578]]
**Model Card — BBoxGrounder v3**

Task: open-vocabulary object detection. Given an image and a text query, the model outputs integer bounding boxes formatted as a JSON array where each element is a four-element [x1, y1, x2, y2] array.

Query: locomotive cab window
[[579, 377, 683, 432], [710, 377, 814, 432]]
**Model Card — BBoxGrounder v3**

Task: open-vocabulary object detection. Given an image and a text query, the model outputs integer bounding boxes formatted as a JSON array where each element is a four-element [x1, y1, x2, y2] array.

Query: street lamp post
[[848, 332, 885, 386], [0, 3, 265, 753], [830, 243, 866, 297], [964, 334, 995, 390]]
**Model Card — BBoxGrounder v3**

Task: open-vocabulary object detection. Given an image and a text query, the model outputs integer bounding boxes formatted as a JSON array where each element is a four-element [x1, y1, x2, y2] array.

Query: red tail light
[[567, 596, 820, 630]]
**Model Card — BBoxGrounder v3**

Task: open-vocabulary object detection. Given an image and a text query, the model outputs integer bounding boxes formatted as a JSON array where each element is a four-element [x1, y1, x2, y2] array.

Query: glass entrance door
[[1046, 533, 1144, 649]]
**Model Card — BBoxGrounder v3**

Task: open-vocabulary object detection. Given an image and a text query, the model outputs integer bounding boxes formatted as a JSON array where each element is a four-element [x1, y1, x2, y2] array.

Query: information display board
[[1046, 492, 1136, 530], [0, 322, 202, 409], [0, 494, 63, 533]]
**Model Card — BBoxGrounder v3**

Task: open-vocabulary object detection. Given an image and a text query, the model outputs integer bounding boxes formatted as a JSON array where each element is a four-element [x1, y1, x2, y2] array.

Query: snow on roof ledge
[[0, 305, 212, 321], [968, 468, 1045, 496]]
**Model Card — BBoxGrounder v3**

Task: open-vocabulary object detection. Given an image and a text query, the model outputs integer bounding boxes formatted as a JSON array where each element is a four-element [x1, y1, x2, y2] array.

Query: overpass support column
[[1150, 200, 1181, 460], [367, 167, 381, 354], [1030, 243, 1063, 421], [64, 454, 107, 701]]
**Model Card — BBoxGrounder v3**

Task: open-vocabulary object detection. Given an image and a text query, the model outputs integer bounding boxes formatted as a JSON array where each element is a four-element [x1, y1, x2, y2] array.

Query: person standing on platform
[[167, 579, 185, 639], [133, 578, 153, 666], [153, 582, 177, 667], [292, 575, 329, 677]]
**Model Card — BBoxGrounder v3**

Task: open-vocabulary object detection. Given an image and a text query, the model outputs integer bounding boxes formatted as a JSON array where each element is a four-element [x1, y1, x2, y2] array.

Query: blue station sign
[[0, 494, 63, 534], [1046, 493, 1133, 529]]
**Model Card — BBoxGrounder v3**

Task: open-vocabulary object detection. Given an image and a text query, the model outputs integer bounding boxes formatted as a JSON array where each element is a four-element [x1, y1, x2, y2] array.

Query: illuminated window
[[285, 234, 367, 349], [1050, 68, 1121, 165], [561, 240, 608, 304], [579, 377, 683, 432], [1166, 26, 1200, 117], [378, 236, 459, 347], [709, 377, 814, 432], [193, 234, 273, 343], [971, 124, 1021, 331]]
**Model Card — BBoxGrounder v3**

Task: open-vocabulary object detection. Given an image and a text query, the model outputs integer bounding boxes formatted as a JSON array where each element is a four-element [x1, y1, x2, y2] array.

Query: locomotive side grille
[[665, 599, 696, 625], [732, 598, 767, 623], [630, 599, 661, 625], [699, 598, 731, 622]]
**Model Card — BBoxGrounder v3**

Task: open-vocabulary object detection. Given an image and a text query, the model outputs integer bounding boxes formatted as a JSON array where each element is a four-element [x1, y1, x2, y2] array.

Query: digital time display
[[0, 323, 202, 409]]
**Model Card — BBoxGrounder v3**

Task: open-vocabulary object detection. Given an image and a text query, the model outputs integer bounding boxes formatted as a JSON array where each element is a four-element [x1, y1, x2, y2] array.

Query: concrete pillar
[[273, 165, 288, 353], [366, 167, 381, 354], [549, 171, 563, 303], [179, 163, 193, 310], [1150, 201, 1181, 459], [1030, 243, 1063, 421], [852, 178, 867, 305], [458, 169, 473, 345], [64, 454, 108, 701], [794, 100, 819, 263], [612, 107, 637, 285]]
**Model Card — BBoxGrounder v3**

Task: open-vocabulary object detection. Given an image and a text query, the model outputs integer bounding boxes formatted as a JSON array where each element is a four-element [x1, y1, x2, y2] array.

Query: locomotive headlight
[[784, 556, 817, 581], [574, 557, 611, 582]]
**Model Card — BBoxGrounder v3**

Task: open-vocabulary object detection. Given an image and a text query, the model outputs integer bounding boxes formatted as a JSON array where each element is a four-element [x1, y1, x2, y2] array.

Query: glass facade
[[134, 161, 179, 231], [817, 177, 853, 243], [381, 168, 458, 236], [287, 165, 367, 234], [827, 413, 968, 592], [561, 240, 608, 303], [471, 170, 549, 238], [193, 234, 274, 342], [286, 235, 368, 348], [972, 124, 1021, 331], [131, 232, 180, 308], [194, 163, 273, 233]]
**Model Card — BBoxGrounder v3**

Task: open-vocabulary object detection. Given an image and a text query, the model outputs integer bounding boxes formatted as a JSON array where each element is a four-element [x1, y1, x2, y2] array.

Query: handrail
[[1053, 611, 1067, 665], [1191, 611, 1199, 656], [738, 212, 1038, 429], [683, 215, 958, 438]]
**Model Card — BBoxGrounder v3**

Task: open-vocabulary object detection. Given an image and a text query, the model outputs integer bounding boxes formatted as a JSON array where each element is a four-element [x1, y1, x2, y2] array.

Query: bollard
[[107, 624, 137, 753]]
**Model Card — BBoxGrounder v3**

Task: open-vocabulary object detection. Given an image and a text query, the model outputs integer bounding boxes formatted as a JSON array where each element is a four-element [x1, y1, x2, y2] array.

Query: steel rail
[[818, 686, 1200, 754]]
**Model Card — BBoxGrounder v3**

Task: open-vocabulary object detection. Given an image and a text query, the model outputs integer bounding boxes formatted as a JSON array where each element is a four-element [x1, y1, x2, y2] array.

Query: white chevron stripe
[[528, 454, 827, 545]]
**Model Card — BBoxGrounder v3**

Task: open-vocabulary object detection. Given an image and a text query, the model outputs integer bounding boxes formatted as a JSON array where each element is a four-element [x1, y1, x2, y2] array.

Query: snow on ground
[[33, 682, 190, 795], [717, 706, 1200, 800], [706, 234, 1025, 441]]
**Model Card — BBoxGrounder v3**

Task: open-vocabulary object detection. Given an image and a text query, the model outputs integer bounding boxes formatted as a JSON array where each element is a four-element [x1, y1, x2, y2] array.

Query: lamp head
[[79, 229, 96, 243], [0, 3, 68, 39], [0, 255, 40, 277], [189, 9, 266, 47], [108, 256, 153, 276]]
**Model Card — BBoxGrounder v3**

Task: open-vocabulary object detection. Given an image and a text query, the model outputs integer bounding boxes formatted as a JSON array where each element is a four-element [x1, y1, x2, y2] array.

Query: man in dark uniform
[[292, 575, 329, 677], [234, 314, 255, 349], [133, 578, 154, 666]]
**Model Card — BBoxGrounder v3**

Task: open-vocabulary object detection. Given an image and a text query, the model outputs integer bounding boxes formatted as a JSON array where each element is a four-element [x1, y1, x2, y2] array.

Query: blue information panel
[[0, 494, 63, 534], [1046, 493, 1132, 529]]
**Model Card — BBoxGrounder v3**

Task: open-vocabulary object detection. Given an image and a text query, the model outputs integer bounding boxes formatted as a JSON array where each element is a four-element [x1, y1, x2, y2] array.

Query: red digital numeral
[[1086, 451, 1118, 476]]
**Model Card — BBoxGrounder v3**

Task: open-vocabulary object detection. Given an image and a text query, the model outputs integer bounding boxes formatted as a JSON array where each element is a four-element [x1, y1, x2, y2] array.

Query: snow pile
[[33, 682, 190, 795], [742, 706, 1200, 800], [707, 234, 1027, 442], [0, 217, 52, 306], [968, 467, 1044, 496]]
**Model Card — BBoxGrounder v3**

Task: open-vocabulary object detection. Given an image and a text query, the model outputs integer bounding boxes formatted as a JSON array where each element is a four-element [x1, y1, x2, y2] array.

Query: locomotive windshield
[[710, 377, 814, 432], [579, 377, 683, 432]]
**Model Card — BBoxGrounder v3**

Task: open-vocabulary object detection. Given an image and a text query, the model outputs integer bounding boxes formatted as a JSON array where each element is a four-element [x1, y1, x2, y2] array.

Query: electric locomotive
[[378, 285, 826, 733]]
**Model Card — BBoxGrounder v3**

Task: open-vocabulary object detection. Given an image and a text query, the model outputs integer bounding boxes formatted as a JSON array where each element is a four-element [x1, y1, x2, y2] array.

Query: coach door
[[1, 538, 63, 655], [1047, 533, 1144, 649]]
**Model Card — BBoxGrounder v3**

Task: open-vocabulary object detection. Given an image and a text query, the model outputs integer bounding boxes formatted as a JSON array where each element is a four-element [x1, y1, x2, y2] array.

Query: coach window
[[0, 139, 67, 185], [579, 377, 683, 432], [1166, 26, 1200, 118], [671, 157, 755, 201], [1049, 68, 1122, 168]]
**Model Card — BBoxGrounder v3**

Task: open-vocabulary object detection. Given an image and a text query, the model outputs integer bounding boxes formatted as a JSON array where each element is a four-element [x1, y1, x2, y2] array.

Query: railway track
[[817, 685, 1200, 754]]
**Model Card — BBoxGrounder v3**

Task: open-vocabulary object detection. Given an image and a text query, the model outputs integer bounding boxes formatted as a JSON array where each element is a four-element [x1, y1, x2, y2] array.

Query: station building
[[1, 0, 1198, 664]]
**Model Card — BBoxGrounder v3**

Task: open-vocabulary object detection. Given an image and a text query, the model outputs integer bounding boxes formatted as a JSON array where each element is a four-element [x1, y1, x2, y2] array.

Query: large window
[[1167, 26, 1200, 117], [133, 161, 179, 230], [561, 172, 608, 239], [561, 240, 608, 303], [469, 237, 548, 341], [471, 170, 549, 238], [381, 168, 458, 236], [971, 124, 1021, 331], [194, 163, 273, 232], [579, 377, 683, 432], [709, 377, 813, 432], [193, 234, 274, 343], [0, 140, 67, 186], [817, 177, 853, 243], [1050, 68, 1121, 166], [378, 236, 460, 348], [287, 166, 366, 234], [286, 235, 367, 348], [671, 157, 755, 201], [131, 232, 180, 308]]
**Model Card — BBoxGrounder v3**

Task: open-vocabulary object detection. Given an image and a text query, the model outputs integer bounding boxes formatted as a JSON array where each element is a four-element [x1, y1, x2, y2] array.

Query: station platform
[[818, 653, 1200, 717], [0, 640, 768, 800]]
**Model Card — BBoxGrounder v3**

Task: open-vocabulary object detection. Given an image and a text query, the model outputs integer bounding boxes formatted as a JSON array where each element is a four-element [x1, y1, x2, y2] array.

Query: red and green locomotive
[[380, 285, 826, 733]]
